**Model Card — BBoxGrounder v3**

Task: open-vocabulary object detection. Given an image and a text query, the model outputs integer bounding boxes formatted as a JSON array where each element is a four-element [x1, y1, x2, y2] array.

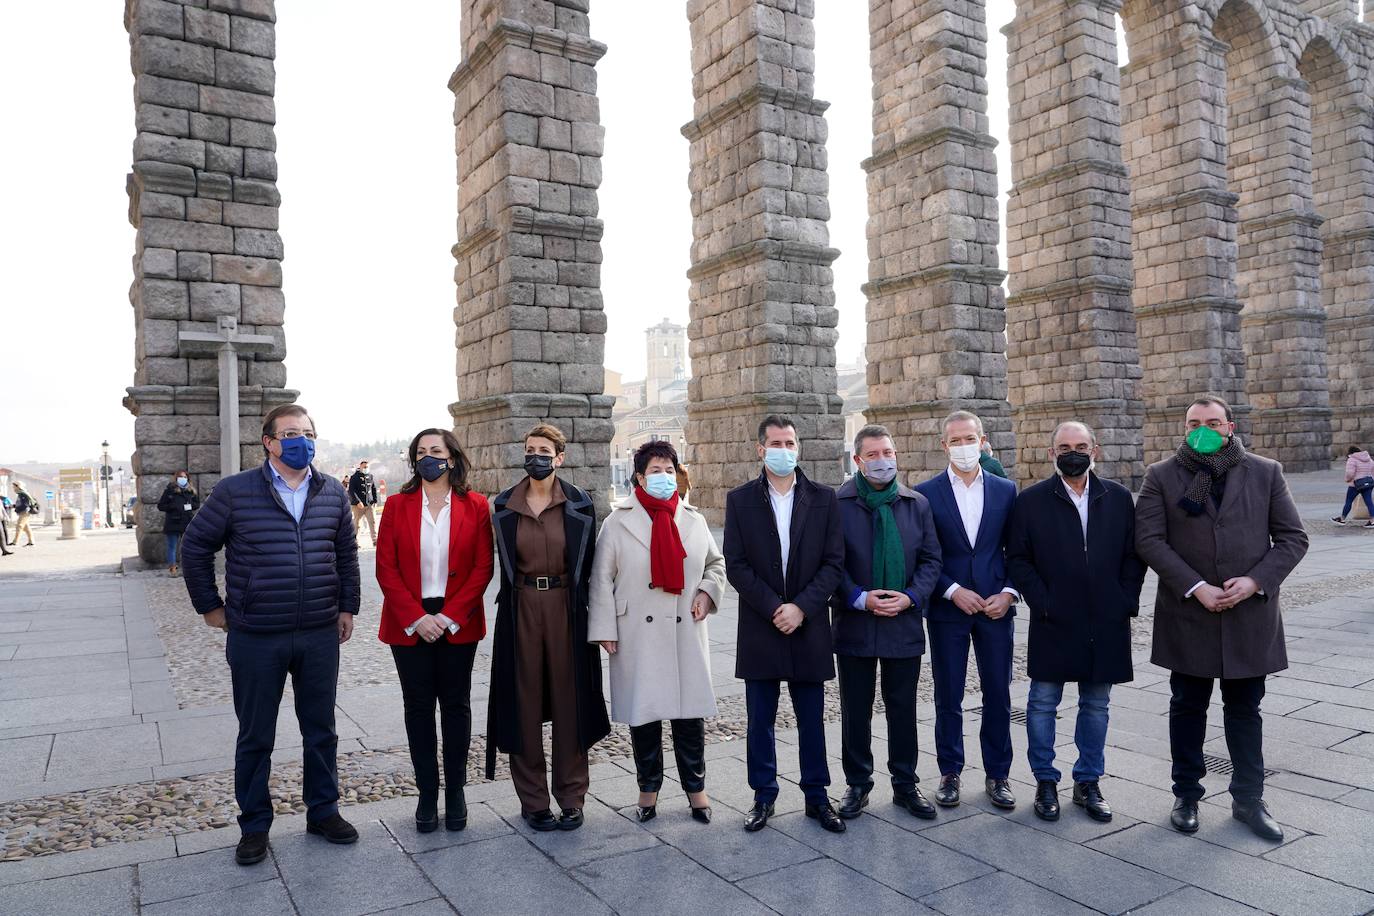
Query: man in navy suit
[[915, 410, 1020, 810], [724, 415, 847, 834]]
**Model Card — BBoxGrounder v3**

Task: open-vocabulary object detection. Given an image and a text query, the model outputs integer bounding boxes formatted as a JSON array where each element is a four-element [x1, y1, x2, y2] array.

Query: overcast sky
[[1, 0, 1027, 464]]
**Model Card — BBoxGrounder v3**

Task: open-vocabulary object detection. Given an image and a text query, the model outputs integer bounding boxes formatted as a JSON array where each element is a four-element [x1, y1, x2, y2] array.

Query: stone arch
[[1211, 0, 1333, 469], [1297, 32, 1374, 451], [1121, 0, 1250, 463]]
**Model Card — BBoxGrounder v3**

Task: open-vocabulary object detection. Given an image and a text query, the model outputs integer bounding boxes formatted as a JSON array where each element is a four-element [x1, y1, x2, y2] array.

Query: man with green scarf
[[831, 425, 944, 820], [1136, 395, 1308, 842]]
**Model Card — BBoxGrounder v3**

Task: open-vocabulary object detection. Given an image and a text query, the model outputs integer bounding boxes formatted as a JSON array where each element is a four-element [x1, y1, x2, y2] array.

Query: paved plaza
[[1, 467, 1372, 914]]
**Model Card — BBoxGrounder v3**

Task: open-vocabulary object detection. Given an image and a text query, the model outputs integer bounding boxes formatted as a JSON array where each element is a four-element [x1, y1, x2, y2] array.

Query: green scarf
[[855, 473, 906, 591]]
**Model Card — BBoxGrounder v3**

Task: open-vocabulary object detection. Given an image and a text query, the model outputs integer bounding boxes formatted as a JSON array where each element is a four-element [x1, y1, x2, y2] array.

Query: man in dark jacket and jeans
[[182, 404, 361, 866], [1006, 421, 1145, 824], [832, 425, 942, 822]]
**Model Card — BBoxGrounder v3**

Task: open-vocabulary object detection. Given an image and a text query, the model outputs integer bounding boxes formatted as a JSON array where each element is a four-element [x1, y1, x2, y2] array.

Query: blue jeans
[[165, 532, 181, 565], [1026, 680, 1111, 784], [1340, 486, 1374, 518]]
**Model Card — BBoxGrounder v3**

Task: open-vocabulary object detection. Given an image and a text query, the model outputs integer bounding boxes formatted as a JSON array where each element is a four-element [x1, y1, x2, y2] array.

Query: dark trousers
[[629, 719, 706, 793], [928, 612, 1014, 779], [1169, 672, 1267, 802], [1340, 486, 1374, 518], [391, 634, 478, 795], [227, 624, 340, 834], [837, 654, 921, 792], [745, 679, 830, 806]]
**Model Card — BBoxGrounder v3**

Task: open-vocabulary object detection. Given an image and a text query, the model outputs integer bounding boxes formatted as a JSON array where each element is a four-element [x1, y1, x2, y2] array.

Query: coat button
[[677, 616, 682, 623], [646, 615, 653, 622]]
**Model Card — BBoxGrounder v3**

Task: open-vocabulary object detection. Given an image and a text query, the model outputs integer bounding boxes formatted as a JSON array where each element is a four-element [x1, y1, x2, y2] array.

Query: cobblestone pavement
[[1, 467, 1372, 914]]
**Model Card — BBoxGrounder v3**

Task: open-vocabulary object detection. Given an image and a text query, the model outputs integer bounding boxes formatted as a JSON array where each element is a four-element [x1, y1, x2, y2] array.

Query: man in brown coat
[[1136, 395, 1308, 842]]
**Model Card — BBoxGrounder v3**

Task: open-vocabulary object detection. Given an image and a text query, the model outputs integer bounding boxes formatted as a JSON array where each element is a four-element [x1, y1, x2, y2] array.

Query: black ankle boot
[[415, 790, 439, 833], [445, 786, 467, 831]]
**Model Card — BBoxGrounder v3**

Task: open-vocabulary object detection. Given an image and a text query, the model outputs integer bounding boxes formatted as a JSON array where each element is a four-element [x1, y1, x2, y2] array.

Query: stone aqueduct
[[122, 0, 1374, 558]]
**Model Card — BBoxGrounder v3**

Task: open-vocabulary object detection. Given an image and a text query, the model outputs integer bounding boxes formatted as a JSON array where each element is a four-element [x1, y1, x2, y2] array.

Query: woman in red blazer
[[376, 428, 494, 834]]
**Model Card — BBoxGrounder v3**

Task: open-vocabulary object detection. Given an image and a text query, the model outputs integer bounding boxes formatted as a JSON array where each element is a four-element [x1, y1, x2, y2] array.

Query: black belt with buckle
[[521, 575, 564, 591]]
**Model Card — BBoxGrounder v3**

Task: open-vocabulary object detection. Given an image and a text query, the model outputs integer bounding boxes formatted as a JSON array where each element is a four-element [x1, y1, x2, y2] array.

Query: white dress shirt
[[942, 466, 1019, 603], [406, 489, 458, 636], [768, 478, 795, 575], [1065, 477, 1090, 544]]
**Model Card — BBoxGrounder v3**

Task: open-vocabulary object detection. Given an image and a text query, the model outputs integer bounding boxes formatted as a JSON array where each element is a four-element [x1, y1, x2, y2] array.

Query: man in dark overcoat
[[1007, 421, 1145, 824], [725, 415, 846, 833], [1136, 395, 1308, 841], [831, 424, 942, 821]]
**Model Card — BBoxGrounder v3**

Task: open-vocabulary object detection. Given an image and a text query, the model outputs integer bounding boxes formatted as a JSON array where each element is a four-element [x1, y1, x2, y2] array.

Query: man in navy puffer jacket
[[182, 404, 362, 866]]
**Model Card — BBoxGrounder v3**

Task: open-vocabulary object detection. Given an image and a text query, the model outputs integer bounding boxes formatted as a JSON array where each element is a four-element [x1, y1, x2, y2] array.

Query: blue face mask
[[764, 447, 798, 477], [176, 477, 188, 488], [642, 472, 678, 500], [277, 436, 315, 470], [416, 455, 449, 482]]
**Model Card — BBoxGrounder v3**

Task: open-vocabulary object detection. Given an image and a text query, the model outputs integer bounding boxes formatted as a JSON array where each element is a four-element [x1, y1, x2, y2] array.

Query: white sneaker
[[1332, 516, 1346, 526]]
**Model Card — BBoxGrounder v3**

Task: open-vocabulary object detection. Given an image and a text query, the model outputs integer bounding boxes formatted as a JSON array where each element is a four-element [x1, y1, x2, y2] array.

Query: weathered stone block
[[223, 201, 278, 229], [177, 251, 212, 280], [212, 254, 281, 285], [233, 228, 283, 258], [199, 85, 275, 122], [189, 113, 231, 143], [140, 217, 234, 253], [215, 49, 275, 93], [241, 285, 284, 324], [135, 35, 215, 83], [140, 247, 178, 279], [243, 148, 277, 179], [135, 104, 191, 138], [230, 16, 275, 58], [137, 278, 190, 319], [189, 281, 241, 319], [208, 0, 276, 23], [184, 7, 231, 48], [233, 177, 281, 206], [129, 0, 184, 39]]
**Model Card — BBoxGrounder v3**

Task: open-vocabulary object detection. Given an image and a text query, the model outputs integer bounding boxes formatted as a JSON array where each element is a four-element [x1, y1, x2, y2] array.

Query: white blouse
[[405, 489, 458, 636]]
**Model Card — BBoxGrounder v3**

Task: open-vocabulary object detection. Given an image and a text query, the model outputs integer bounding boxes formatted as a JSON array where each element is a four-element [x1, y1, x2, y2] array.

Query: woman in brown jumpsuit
[[485, 424, 611, 831]]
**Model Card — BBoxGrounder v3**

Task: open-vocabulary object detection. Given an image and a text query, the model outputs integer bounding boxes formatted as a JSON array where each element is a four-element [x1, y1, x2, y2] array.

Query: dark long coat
[[830, 478, 943, 659], [484, 477, 611, 779], [1006, 473, 1146, 684], [724, 469, 845, 683], [1135, 453, 1309, 679]]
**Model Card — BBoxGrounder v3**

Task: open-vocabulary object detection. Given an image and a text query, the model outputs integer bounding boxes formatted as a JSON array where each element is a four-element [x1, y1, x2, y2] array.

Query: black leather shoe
[[1073, 781, 1112, 822], [635, 804, 657, 823], [893, 787, 937, 820], [1232, 798, 1283, 842], [306, 814, 358, 845], [838, 785, 870, 819], [1170, 799, 1199, 834], [235, 831, 268, 866], [690, 805, 712, 824], [1033, 780, 1060, 821], [558, 808, 584, 831], [415, 792, 439, 833], [805, 802, 846, 833], [985, 778, 1016, 810], [523, 809, 560, 832], [743, 801, 774, 832], [445, 786, 467, 832], [935, 774, 961, 807]]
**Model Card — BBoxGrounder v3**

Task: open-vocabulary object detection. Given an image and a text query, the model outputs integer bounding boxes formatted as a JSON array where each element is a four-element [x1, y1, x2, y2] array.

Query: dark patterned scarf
[[1174, 435, 1245, 516]]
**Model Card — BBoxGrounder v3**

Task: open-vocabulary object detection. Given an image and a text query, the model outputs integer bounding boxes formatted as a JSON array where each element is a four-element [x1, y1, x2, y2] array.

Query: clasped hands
[[864, 590, 913, 618], [951, 587, 1014, 620], [1192, 577, 1259, 613]]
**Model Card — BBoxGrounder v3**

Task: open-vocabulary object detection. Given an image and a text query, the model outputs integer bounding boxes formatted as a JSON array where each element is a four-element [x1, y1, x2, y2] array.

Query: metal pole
[[101, 440, 113, 528]]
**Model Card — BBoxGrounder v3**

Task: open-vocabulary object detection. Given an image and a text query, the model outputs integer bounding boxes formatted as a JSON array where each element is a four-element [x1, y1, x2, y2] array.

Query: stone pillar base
[[451, 392, 613, 517]]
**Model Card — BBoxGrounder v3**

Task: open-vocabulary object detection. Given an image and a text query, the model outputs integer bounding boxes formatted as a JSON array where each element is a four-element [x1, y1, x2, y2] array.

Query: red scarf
[[636, 488, 686, 595]]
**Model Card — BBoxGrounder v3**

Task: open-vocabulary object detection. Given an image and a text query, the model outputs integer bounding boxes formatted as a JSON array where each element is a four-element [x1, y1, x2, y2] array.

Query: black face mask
[[1056, 451, 1092, 479], [416, 455, 449, 482], [524, 454, 555, 481]]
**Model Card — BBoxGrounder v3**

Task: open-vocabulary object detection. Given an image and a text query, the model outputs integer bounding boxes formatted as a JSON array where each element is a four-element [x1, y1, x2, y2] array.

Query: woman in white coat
[[589, 441, 726, 824]]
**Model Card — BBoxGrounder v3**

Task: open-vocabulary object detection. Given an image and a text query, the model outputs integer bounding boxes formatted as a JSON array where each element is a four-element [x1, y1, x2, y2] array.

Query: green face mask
[[1186, 425, 1226, 455]]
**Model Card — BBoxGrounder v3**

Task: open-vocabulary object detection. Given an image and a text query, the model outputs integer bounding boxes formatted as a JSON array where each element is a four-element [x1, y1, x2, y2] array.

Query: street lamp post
[[117, 466, 127, 526], [101, 440, 113, 529]]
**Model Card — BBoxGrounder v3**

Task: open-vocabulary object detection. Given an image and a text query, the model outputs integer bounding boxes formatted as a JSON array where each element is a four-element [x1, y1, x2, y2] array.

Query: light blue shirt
[[268, 461, 312, 522]]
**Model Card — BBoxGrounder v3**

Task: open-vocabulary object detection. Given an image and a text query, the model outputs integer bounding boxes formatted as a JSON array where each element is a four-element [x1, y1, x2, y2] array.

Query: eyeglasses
[[270, 429, 316, 441]]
